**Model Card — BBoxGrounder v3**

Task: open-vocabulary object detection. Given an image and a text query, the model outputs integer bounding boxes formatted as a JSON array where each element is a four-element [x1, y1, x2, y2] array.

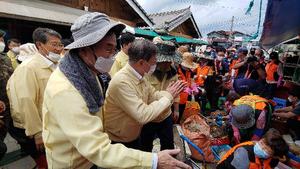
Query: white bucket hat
[[65, 12, 125, 50], [17, 43, 38, 62]]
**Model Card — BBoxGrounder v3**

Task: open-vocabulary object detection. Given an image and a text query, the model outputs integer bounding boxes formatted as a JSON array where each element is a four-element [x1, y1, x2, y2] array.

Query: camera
[[246, 56, 258, 63]]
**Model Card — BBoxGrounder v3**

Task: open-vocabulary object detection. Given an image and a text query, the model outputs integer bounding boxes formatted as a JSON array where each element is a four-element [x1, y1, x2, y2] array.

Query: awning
[[161, 35, 208, 45], [260, 0, 300, 49], [134, 28, 159, 37], [133, 28, 207, 44], [0, 0, 88, 26]]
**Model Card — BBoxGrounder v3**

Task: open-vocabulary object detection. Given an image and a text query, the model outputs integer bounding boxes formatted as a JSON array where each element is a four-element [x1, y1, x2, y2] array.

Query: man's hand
[[166, 81, 187, 98], [0, 101, 6, 113], [157, 149, 191, 169], [172, 111, 179, 123], [34, 133, 45, 153]]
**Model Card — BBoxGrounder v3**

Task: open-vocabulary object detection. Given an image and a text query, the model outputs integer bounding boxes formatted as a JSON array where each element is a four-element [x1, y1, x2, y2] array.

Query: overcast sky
[[136, 0, 268, 38]]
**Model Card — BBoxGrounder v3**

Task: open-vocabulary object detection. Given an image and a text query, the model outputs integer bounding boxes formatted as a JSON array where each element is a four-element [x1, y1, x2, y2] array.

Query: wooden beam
[[169, 32, 193, 39], [173, 125, 191, 161]]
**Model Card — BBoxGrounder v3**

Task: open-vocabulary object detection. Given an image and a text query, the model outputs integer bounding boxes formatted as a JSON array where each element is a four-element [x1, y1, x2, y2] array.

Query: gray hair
[[255, 48, 264, 57], [128, 39, 157, 62], [32, 27, 62, 45]]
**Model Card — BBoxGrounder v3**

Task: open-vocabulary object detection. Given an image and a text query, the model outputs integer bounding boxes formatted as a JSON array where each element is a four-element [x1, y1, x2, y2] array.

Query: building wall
[[0, 17, 71, 48], [169, 18, 198, 39], [42, 0, 147, 27]]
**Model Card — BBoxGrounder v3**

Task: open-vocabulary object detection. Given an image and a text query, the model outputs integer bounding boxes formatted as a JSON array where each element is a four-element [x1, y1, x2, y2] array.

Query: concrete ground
[[0, 134, 35, 169]]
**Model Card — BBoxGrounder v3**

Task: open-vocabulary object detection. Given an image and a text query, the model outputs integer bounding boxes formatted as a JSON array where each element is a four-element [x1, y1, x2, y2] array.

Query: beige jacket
[[7, 53, 54, 136], [103, 64, 173, 142], [43, 67, 153, 169], [109, 50, 129, 77]]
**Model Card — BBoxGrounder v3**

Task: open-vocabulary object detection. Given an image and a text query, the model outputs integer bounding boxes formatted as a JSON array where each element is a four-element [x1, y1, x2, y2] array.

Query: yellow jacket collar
[[125, 64, 144, 84]]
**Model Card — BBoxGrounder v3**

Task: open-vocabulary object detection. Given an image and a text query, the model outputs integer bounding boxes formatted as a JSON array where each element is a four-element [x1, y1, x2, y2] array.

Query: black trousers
[[8, 122, 39, 159], [111, 137, 141, 150], [266, 83, 277, 99], [140, 115, 174, 152]]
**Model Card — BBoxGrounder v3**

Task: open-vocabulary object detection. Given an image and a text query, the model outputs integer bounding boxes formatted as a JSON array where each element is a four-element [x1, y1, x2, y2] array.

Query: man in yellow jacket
[[7, 27, 63, 168], [42, 12, 190, 169], [103, 39, 186, 149], [109, 32, 135, 77]]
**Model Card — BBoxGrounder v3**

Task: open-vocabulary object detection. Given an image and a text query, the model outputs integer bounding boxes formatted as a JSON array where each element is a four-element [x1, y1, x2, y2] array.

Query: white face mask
[[47, 52, 61, 63], [217, 55, 224, 61], [144, 61, 156, 75], [254, 143, 270, 159], [0, 42, 5, 53], [94, 56, 114, 73], [148, 64, 157, 75], [288, 96, 295, 103], [11, 47, 20, 54]]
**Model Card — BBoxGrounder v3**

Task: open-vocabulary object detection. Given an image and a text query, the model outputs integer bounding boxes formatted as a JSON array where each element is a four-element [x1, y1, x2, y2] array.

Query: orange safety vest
[[218, 141, 272, 169], [230, 59, 240, 77], [195, 65, 211, 86], [178, 66, 192, 104], [233, 95, 269, 111], [265, 62, 278, 82]]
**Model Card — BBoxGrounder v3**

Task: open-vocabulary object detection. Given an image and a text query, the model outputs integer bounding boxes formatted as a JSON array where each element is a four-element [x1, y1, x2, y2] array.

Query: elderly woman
[[177, 52, 199, 121]]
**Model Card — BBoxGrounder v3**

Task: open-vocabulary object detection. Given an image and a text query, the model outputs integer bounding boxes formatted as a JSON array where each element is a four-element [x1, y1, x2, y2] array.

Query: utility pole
[[229, 16, 234, 43]]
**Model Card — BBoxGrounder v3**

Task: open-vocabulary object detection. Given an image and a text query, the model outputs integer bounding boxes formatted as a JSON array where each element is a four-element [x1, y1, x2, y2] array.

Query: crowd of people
[[0, 11, 299, 169]]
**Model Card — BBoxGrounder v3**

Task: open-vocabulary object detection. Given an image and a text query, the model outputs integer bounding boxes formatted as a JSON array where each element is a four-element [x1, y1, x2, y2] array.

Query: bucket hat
[[17, 43, 38, 62], [181, 52, 198, 69], [66, 12, 125, 50], [231, 104, 255, 129], [156, 41, 182, 64]]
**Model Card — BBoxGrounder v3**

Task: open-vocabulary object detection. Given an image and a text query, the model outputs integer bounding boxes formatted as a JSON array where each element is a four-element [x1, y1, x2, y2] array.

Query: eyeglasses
[[48, 42, 64, 48], [105, 47, 117, 56]]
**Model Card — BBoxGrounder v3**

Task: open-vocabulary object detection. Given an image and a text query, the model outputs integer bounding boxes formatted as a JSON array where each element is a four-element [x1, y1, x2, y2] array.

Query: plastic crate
[[211, 145, 231, 161], [272, 97, 287, 110]]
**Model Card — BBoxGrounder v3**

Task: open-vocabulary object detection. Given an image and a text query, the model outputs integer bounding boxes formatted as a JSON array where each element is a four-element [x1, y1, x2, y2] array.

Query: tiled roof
[[148, 6, 201, 37], [125, 0, 155, 27], [208, 30, 250, 37]]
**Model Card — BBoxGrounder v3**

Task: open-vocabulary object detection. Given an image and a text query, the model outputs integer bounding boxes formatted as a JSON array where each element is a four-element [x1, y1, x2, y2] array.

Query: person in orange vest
[[217, 128, 289, 169], [194, 55, 213, 112], [265, 52, 281, 99], [214, 46, 228, 75], [255, 48, 266, 67], [273, 84, 300, 139], [232, 48, 249, 79], [177, 52, 199, 122], [195, 55, 213, 86]]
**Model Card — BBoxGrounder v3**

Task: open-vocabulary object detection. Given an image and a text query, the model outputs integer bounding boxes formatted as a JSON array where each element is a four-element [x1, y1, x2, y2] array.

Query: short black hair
[[216, 46, 226, 53], [270, 51, 279, 61], [250, 48, 256, 55], [264, 128, 289, 158], [128, 39, 158, 62], [120, 33, 135, 47], [32, 27, 62, 45], [8, 38, 21, 45], [238, 48, 248, 56]]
